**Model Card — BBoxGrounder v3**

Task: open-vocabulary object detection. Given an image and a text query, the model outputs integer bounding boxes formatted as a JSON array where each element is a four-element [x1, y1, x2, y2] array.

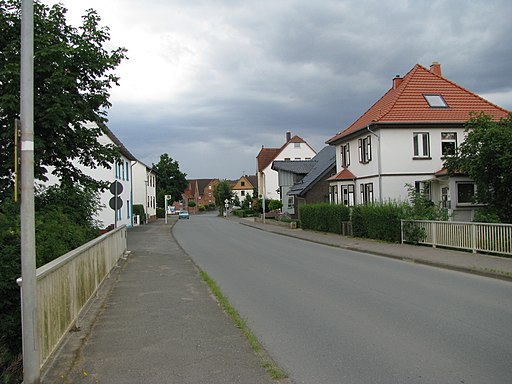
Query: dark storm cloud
[[46, 0, 512, 178]]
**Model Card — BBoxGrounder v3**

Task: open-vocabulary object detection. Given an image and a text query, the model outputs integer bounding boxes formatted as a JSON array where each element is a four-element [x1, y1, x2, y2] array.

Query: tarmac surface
[[41, 215, 512, 384]]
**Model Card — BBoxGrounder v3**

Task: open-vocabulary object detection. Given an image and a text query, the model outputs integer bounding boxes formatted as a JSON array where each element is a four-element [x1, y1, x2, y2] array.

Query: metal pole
[[262, 172, 265, 224], [20, 0, 40, 382]]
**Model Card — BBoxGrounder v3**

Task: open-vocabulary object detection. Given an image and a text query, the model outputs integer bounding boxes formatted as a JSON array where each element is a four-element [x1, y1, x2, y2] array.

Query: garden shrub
[[299, 203, 350, 234], [133, 204, 146, 223]]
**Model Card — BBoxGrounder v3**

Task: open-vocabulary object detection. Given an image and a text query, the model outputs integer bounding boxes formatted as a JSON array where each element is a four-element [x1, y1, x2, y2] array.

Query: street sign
[[109, 181, 123, 195], [109, 196, 123, 210]]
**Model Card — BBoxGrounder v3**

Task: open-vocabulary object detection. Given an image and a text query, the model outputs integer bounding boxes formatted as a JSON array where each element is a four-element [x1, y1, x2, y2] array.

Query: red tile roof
[[327, 63, 510, 144], [256, 135, 310, 171], [326, 168, 356, 181]]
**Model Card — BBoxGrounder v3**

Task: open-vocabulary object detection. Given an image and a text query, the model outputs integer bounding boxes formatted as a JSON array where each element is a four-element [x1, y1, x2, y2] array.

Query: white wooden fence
[[401, 220, 512, 256], [18, 225, 128, 369]]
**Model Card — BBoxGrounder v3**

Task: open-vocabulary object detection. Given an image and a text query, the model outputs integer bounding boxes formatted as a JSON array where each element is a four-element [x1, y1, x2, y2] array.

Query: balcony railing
[[401, 220, 512, 256], [18, 225, 128, 369]]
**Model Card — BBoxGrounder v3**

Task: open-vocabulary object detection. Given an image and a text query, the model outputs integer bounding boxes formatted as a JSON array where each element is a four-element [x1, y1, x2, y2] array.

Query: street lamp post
[[20, 0, 39, 382]]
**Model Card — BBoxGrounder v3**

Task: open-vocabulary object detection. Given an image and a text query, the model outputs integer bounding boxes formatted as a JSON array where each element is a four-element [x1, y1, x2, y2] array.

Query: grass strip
[[199, 270, 288, 380]]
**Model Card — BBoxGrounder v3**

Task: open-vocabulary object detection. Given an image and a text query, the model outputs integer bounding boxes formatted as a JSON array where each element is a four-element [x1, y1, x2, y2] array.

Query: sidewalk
[[42, 218, 282, 384], [231, 216, 512, 281]]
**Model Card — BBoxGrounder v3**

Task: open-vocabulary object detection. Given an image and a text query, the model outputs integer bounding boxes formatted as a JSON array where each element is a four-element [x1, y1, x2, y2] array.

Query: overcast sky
[[42, 0, 512, 179]]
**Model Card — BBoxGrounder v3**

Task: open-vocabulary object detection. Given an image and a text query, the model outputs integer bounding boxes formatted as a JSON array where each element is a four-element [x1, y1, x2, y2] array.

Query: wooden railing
[[401, 220, 512, 256], [20, 225, 128, 368]]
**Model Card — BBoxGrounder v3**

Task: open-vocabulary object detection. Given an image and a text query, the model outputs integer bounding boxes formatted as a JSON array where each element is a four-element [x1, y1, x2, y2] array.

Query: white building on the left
[[44, 121, 138, 230]]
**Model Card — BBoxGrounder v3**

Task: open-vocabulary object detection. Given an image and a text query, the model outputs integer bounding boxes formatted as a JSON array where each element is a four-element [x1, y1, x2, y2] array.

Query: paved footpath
[[42, 218, 281, 384], [233, 216, 512, 281], [42, 215, 512, 384]]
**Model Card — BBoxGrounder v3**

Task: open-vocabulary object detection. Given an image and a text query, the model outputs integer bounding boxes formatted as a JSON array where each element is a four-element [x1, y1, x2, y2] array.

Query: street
[[173, 214, 512, 384]]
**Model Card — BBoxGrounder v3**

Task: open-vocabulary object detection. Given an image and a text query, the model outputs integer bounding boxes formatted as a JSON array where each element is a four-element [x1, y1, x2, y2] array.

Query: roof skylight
[[423, 94, 448, 108]]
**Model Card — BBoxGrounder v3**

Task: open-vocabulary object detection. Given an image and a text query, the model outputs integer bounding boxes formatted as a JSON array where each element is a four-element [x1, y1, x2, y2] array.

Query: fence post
[[471, 223, 477, 253], [432, 221, 437, 248], [400, 220, 404, 244]]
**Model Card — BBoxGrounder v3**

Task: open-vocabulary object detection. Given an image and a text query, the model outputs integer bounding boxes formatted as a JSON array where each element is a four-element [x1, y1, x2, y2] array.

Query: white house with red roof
[[257, 132, 317, 201], [326, 62, 510, 221]]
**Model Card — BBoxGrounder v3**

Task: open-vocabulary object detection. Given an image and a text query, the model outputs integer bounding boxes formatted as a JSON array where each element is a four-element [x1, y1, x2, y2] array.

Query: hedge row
[[299, 203, 350, 234], [352, 202, 408, 243]]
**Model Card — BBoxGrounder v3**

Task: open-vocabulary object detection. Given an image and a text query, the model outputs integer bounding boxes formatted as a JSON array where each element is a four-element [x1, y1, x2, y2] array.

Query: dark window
[[457, 183, 475, 204], [341, 143, 350, 167]]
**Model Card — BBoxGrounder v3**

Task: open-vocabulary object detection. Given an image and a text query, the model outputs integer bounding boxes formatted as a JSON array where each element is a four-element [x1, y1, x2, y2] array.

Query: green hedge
[[351, 202, 408, 243], [299, 203, 350, 234]]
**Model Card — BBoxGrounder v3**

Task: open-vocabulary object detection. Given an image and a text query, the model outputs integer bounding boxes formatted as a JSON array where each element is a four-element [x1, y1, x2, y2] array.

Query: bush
[[233, 209, 245, 218], [187, 200, 196, 207], [352, 202, 407, 243], [133, 204, 146, 223], [268, 199, 282, 211], [156, 207, 165, 218], [299, 203, 350, 234], [198, 204, 206, 212]]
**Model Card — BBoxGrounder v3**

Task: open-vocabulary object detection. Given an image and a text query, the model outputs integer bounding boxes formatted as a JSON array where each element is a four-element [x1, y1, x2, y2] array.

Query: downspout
[[366, 125, 382, 203], [130, 161, 135, 227]]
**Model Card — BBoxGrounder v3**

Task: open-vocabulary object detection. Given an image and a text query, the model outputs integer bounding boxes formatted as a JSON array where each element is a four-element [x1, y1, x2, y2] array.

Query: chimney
[[430, 61, 442, 76], [392, 75, 403, 89], [286, 131, 291, 142]]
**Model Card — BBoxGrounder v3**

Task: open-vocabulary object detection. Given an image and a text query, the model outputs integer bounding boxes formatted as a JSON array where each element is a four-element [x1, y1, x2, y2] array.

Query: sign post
[[164, 195, 172, 224]]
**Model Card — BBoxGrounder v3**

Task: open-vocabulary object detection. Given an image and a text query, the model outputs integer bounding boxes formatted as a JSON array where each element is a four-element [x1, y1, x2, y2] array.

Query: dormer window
[[423, 94, 448, 108]]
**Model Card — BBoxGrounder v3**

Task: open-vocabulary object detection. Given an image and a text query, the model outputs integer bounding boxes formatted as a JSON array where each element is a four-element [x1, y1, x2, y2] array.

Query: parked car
[[178, 210, 190, 219]]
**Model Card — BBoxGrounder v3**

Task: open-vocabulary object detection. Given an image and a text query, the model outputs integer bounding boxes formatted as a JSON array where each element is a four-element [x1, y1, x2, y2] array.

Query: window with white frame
[[413, 132, 430, 158], [341, 143, 350, 167], [358, 136, 371, 163], [457, 182, 476, 205], [360, 183, 373, 204], [414, 180, 432, 201], [341, 184, 355, 206], [441, 132, 457, 157]]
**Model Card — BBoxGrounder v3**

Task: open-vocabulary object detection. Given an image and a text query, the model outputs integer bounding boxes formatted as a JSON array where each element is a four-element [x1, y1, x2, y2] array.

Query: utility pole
[[20, 0, 40, 382]]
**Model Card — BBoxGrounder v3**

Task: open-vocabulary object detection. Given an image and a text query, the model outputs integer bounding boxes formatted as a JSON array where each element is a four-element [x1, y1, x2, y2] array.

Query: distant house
[[256, 131, 317, 201], [131, 160, 157, 223], [272, 146, 336, 217], [180, 178, 219, 212], [326, 62, 510, 221], [231, 175, 257, 204]]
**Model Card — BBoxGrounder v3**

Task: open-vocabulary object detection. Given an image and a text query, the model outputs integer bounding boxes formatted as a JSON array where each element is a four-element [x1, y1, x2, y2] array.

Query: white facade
[[43, 122, 136, 229], [258, 139, 316, 201], [131, 161, 157, 223], [329, 125, 476, 218]]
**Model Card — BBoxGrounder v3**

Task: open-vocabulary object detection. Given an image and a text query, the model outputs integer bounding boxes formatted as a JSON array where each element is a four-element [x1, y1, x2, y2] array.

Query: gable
[[327, 63, 510, 144]]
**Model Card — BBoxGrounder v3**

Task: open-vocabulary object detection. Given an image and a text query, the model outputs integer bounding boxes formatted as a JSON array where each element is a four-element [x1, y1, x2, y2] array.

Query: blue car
[[178, 210, 190, 219]]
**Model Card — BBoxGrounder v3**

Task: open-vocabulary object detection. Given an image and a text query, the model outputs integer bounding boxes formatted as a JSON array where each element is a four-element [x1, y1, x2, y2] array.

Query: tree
[[213, 180, 233, 215], [444, 113, 512, 222], [0, 0, 127, 199], [152, 153, 187, 207]]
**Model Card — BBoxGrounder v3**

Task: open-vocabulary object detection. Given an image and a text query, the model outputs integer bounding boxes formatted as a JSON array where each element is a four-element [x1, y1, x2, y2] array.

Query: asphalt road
[[173, 214, 512, 384]]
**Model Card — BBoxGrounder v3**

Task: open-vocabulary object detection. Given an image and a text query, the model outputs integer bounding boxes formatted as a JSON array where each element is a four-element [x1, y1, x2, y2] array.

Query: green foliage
[[198, 204, 206, 212], [352, 202, 407, 243], [213, 180, 233, 215], [156, 207, 165, 218], [0, 0, 127, 197], [444, 113, 512, 223], [187, 200, 196, 208], [132, 204, 145, 223], [232, 209, 246, 218], [152, 153, 188, 208], [404, 184, 449, 221], [268, 199, 283, 211], [299, 203, 350, 234], [233, 195, 241, 207], [0, 185, 101, 382]]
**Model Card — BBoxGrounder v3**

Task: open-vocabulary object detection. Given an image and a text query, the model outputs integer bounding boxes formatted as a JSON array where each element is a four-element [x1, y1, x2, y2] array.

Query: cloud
[[42, 0, 512, 179]]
